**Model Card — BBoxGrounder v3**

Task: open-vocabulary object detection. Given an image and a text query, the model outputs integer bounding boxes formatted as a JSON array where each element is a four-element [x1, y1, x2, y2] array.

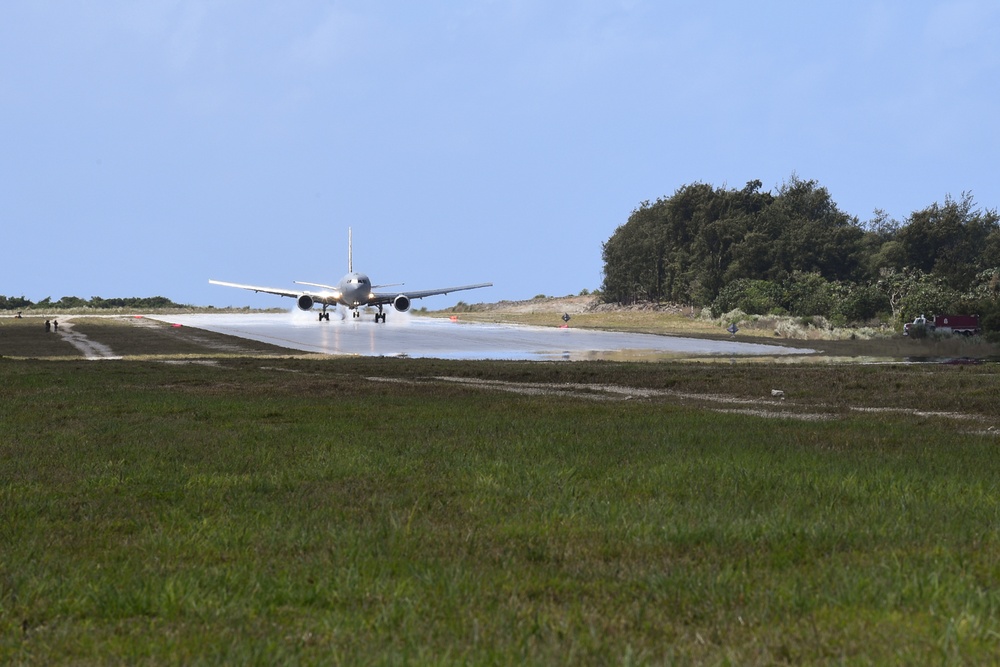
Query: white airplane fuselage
[[339, 272, 372, 308]]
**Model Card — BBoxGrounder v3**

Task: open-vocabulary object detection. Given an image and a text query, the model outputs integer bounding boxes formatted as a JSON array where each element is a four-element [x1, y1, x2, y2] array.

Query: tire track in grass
[[55, 318, 121, 360], [368, 375, 832, 420], [363, 375, 1000, 429]]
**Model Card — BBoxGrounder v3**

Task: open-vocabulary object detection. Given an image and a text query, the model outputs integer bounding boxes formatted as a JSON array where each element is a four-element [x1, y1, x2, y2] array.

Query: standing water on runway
[[152, 313, 815, 361]]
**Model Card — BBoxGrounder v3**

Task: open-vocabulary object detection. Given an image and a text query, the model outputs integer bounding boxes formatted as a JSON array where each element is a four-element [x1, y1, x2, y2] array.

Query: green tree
[[600, 178, 996, 321], [54, 296, 88, 309], [859, 209, 903, 278], [601, 203, 662, 304], [0, 295, 33, 310], [694, 181, 773, 299], [762, 176, 864, 282], [966, 268, 1000, 301], [896, 193, 1000, 291], [876, 267, 924, 323]]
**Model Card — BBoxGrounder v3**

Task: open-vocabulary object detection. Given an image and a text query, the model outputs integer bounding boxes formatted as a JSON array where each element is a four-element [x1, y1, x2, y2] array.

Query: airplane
[[209, 229, 492, 322]]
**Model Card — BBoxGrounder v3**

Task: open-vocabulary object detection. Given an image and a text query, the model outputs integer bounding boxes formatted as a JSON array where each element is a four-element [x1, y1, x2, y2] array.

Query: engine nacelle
[[393, 294, 411, 313], [297, 294, 315, 311]]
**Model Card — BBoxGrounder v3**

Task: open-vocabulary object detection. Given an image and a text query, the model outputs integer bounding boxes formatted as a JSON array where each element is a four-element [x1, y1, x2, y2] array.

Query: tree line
[[1, 295, 186, 310], [600, 177, 1000, 332]]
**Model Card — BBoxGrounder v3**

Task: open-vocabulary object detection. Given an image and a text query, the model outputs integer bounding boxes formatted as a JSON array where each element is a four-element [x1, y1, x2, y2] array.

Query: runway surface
[[151, 311, 813, 361]]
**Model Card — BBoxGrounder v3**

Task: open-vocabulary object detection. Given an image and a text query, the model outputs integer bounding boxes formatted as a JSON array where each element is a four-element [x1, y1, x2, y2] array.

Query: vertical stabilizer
[[348, 227, 353, 273]]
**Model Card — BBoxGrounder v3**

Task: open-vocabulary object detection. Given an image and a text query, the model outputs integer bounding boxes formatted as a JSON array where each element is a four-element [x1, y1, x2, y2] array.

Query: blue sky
[[2, 1, 998, 308]]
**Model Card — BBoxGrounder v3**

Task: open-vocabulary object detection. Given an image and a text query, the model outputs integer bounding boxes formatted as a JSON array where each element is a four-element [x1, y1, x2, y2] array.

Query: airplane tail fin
[[348, 227, 353, 273]]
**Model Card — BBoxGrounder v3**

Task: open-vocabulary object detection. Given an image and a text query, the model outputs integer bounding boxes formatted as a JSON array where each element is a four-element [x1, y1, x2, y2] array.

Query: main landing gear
[[325, 307, 387, 323]]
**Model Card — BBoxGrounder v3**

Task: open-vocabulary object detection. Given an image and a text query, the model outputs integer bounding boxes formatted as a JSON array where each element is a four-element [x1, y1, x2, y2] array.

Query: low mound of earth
[[448, 295, 600, 314], [441, 294, 694, 316], [434, 296, 1000, 361]]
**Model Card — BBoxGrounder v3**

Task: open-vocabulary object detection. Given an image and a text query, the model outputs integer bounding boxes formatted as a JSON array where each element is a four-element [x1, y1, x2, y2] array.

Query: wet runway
[[151, 311, 813, 361]]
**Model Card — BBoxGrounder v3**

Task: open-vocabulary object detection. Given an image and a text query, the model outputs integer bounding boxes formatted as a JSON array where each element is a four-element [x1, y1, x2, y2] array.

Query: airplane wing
[[294, 281, 339, 291], [209, 279, 340, 305], [369, 282, 493, 306]]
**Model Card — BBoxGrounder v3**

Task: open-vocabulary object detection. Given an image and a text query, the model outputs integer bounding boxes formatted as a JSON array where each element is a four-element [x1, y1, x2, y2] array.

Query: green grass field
[[3, 316, 1000, 664]]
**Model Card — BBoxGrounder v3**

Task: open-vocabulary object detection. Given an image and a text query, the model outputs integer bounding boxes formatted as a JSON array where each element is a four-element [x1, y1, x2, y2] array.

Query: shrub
[[835, 284, 891, 324], [711, 280, 783, 317], [782, 272, 835, 318]]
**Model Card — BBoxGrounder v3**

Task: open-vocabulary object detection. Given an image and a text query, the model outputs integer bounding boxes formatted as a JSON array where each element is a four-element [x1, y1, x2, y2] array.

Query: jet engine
[[393, 294, 411, 312], [297, 294, 315, 311]]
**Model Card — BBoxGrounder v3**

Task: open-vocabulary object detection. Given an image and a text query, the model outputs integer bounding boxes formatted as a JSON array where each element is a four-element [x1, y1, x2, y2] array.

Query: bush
[[782, 272, 835, 318], [711, 280, 783, 317], [835, 284, 891, 324], [982, 311, 1000, 344]]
